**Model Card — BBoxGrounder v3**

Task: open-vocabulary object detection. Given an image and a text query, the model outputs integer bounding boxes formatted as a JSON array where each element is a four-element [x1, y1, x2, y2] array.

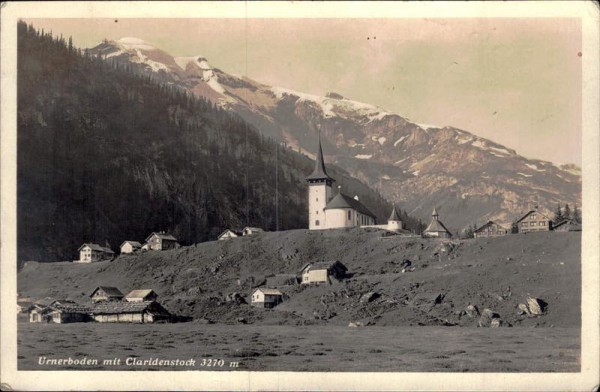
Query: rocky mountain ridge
[[90, 38, 582, 230]]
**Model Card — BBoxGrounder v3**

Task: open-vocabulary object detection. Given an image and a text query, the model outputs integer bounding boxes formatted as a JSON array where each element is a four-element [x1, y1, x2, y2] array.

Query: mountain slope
[[89, 38, 582, 230], [17, 23, 402, 263]]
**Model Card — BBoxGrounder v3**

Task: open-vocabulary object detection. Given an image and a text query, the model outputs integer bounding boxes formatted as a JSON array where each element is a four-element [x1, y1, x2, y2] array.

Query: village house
[[242, 227, 264, 236], [17, 300, 33, 314], [516, 209, 552, 233], [423, 208, 452, 238], [120, 240, 142, 254], [250, 288, 285, 308], [300, 261, 348, 285], [145, 232, 179, 251], [77, 243, 114, 263], [552, 219, 582, 232], [90, 301, 171, 323], [90, 286, 124, 303], [306, 135, 376, 230], [218, 229, 242, 240], [124, 289, 158, 302], [29, 300, 91, 324], [473, 221, 509, 238]]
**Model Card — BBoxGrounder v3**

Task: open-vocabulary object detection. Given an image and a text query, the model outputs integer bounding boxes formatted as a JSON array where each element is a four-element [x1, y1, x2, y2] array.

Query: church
[[306, 136, 381, 230]]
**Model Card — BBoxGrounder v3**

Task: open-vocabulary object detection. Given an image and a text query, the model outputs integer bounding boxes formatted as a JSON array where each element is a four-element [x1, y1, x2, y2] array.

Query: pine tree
[[553, 202, 564, 224], [564, 203, 571, 221], [572, 204, 581, 223]]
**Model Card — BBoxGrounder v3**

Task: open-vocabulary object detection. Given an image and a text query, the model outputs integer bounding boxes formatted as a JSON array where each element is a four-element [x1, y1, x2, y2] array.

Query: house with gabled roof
[[91, 301, 171, 323], [218, 229, 242, 241], [124, 289, 158, 303], [77, 243, 114, 263], [120, 241, 142, 254], [242, 227, 264, 236], [515, 209, 552, 233], [250, 288, 284, 308], [30, 300, 91, 323], [423, 208, 452, 238], [144, 232, 178, 250], [90, 286, 124, 303], [473, 221, 509, 238], [300, 260, 348, 285]]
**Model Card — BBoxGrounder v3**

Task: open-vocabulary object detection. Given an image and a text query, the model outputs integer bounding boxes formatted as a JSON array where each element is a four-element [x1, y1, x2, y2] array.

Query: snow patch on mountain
[[130, 49, 170, 72], [525, 163, 545, 172], [118, 37, 157, 51], [518, 172, 533, 177], [395, 157, 408, 165], [355, 154, 373, 160], [394, 136, 407, 147]]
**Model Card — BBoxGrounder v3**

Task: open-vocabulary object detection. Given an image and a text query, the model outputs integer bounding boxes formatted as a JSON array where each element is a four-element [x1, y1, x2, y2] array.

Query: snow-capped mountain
[[89, 38, 582, 229]]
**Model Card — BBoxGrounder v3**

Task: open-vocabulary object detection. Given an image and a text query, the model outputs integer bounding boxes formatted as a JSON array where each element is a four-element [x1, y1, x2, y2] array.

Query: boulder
[[465, 304, 480, 318], [236, 317, 247, 324], [433, 293, 445, 305], [360, 292, 380, 303], [478, 308, 501, 327], [400, 259, 412, 268], [526, 297, 547, 315], [490, 318, 503, 328], [348, 321, 364, 328], [517, 303, 530, 315]]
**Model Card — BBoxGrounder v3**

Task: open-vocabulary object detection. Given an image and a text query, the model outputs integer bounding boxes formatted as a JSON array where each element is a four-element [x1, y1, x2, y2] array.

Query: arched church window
[[315, 220, 320, 226]]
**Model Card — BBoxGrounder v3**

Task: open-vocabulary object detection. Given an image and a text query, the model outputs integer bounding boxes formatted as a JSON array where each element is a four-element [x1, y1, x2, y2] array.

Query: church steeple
[[388, 205, 401, 222], [306, 132, 334, 185], [432, 208, 439, 220]]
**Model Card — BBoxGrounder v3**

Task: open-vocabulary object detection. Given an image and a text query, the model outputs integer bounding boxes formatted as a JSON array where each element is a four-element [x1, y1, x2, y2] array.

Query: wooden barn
[[145, 232, 179, 251], [90, 286, 124, 303], [124, 289, 158, 302], [242, 227, 264, 236], [300, 261, 348, 285], [91, 301, 171, 323], [552, 219, 582, 232], [473, 221, 509, 238], [77, 243, 114, 263], [30, 300, 91, 324], [250, 288, 284, 308], [516, 209, 552, 233], [120, 241, 142, 254], [218, 229, 242, 240]]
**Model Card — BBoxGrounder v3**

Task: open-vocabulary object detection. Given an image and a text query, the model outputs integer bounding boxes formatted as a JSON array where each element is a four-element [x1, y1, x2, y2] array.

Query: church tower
[[387, 205, 403, 231], [306, 134, 334, 229]]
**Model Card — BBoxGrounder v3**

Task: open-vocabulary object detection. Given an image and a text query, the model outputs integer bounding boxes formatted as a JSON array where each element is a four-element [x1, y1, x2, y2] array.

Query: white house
[[120, 241, 142, 254], [306, 135, 376, 230], [250, 288, 284, 308], [124, 289, 158, 303], [242, 227, 264, 236], [77, 243, 114, 263], [300, 261, 348, 285], [144, 232, 178, 250], [218, 229, 241, 240]]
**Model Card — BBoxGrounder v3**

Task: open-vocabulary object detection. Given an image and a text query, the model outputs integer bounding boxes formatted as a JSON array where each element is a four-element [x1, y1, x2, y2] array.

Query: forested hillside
[[17, 22, 422, 263]]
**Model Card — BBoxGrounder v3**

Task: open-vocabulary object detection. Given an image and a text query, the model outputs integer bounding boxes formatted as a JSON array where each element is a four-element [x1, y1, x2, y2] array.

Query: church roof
[[388, 205, 401, 221], [324, 193, 376, 218], [306, 135, 334, 183], [424, 218, 452, 235]]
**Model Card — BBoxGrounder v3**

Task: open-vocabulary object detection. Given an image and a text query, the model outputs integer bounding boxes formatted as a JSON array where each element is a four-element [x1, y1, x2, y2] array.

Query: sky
[[26, 18, 582, 165]]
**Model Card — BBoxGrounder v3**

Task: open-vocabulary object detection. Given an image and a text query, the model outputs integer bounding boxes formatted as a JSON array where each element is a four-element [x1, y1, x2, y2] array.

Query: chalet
[[266, 274, 299, 287], [124, 289, 158, 303], [516, 210, 552, 233], [120, 241, 142, 254], [300, 261, 348, 285], [90, 286, 124, 303], [28, 298, 59, 323], [30, 300, 91, 324], [423, 208, 452, 238], [552, 219, 582, 232], [218, 229, 242, 240], [77, 243, 114, 263], [145, 232, 179, 251], [250, 288, 284, 308], [473, 221, 509, 238], [91, 301, 171, 323], [242, 227, 264, 236]]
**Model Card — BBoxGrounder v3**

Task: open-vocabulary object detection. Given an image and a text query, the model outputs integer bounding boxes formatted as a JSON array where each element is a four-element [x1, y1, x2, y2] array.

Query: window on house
[[348, 211, 352, 220]]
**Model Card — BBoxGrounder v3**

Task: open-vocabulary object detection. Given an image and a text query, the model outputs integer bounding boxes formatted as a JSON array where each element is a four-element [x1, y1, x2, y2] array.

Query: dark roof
[[432, 208, 439, 217], [78, 243, 114, 253], [306, 135, 334, 183], [553, 219, 582, 230], [388, 205, 401, 221], [474, 221, 508, 233], [145, 232, 178, 242], [47, 301, 91, 313], [90, 286, 124, 298], [424, 218, 452, 235], [515, 210, 551, 224], [91, 301, 170, 315], [324, 193, 376, 218], [305, 260, 347, 272]]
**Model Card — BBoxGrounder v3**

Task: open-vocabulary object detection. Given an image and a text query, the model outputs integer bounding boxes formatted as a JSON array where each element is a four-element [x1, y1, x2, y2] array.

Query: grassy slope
[[17, 230, 580, 328]]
